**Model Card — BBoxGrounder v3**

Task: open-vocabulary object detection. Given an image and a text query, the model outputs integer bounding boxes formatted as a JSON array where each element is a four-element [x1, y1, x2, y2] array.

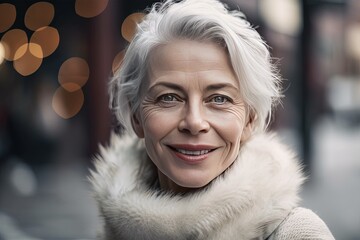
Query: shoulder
[[269, 207, 335, 240]]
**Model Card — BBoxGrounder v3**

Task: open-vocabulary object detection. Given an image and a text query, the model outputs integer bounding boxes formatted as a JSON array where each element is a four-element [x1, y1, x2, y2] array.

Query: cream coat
[[90, 133, 334, 239]]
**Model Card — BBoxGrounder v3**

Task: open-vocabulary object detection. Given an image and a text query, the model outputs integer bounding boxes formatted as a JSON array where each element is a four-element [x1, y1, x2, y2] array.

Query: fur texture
[[90, 133, 305, 239]]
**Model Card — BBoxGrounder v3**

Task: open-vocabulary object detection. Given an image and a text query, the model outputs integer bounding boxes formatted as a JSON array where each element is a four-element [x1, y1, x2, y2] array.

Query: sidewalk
[[0, 161, 99, 240]]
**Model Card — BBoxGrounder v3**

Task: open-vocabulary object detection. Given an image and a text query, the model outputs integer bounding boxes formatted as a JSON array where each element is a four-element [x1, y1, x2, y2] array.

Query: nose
[[178, 102, 210, 135]]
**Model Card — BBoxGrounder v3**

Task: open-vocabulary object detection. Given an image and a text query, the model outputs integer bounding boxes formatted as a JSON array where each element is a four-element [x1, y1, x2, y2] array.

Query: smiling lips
[[176, 149, 211, 156], [167, 144, 217, 164]]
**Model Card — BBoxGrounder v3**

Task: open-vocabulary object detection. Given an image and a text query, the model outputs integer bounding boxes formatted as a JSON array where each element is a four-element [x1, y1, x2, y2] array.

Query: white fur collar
[[90, 132, 305, 240]]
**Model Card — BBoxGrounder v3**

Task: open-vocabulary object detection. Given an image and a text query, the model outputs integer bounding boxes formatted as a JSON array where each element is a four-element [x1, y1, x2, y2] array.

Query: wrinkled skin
[[132, 39, 253, 193]]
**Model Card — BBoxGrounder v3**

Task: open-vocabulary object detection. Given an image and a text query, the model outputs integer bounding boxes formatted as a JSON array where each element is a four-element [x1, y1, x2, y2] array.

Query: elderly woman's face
[[132, 40, 252, 190]]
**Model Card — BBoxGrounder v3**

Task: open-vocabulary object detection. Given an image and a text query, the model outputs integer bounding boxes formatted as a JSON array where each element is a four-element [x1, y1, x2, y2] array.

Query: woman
[[90, 0, 335, 239]]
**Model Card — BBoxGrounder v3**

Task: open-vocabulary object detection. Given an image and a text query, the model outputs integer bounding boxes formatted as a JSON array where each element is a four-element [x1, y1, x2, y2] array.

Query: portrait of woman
[[90, 0, 335, 239]]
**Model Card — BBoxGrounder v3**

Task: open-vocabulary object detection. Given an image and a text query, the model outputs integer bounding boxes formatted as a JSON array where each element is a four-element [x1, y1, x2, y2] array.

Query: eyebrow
[[205, 83, 239, 92], [148, 82, 184, 92]]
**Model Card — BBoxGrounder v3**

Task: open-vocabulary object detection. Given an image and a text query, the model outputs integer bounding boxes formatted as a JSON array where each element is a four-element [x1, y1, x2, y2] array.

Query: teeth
[[176, 149, 210, 155]]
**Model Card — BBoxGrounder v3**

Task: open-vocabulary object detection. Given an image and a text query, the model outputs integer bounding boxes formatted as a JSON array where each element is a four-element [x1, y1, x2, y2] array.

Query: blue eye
[[211, 95, 228, 104], [159, 94, 177, 102]]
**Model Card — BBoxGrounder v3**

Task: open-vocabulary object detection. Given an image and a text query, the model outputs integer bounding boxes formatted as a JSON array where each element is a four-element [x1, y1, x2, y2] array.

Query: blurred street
[[302, 117, 360, 240], [0, 162, 98, 240]]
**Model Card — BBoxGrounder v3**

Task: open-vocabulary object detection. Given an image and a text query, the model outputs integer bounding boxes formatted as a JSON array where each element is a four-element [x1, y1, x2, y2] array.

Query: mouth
[[166, 144, 217, 160], [171, 148, 213, 156]]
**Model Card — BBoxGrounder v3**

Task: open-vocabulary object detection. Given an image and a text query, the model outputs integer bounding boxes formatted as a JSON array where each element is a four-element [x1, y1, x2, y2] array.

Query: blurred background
[[0, 0, 359, 239]]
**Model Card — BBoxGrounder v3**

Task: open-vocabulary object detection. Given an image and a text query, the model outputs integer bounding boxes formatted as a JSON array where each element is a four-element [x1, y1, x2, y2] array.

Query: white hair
[[110, 0, 282, 135]]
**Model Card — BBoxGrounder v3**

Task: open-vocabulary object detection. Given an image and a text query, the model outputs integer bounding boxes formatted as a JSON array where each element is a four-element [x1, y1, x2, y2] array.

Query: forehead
[[148, 39, 234, 74]]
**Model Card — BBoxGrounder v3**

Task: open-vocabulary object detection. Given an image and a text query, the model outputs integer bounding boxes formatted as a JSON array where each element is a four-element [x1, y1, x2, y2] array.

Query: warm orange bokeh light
[[52, 86, 84, 119], [112, 50, 125, 75], [30, 26, 59, 58], [0, 3, 16, 33], [58, 57, 90, 92], [75, 0, 109, 18], [13, 43, 43, 76], [24, 2, 54, 31], [0, 42, 5, 65], [121, 13, 145, 42], [29, 42, 44, 59], [13, 44, 29, 60], [1, 29, 28, 61]]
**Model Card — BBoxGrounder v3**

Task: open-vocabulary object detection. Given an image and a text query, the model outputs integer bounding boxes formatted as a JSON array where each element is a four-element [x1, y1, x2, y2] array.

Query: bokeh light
[[30, 26, 60, 58], [58, 57, 89, 92], [121, 13, 145, 42], [0, 3, 16, 33], [1, 29, 28, 61], [24, 2, 54, 31], [13, 43, 43, 76], [75, 0, 109, 18], [112, 50, 125, 75], [0, 42, 5, 65], [10, 161, 37, 196], [346, 24, 360, 60], [259, 0, 302, 36], [28, 42, 44, 59], [52, 86, 84, 119]]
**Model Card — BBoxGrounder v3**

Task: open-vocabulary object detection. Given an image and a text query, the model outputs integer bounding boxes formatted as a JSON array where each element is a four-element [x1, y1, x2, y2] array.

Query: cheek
[[141, 104, 178, 139], [141, 111, 165, 161], [209, 107, 247, 141]]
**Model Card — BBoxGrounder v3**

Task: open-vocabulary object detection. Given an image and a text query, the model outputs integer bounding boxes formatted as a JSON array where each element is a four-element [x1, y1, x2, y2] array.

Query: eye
[[210, 95, 230, 104], [158, 94, 179, 102]]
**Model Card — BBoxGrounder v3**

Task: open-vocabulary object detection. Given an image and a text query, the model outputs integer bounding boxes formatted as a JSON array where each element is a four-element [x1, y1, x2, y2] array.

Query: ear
[[241, 111, 256, 142], [131, 111, 144, 138]]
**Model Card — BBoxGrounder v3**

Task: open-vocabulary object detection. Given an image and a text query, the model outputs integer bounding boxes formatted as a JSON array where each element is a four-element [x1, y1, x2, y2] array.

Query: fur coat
[[90, 133, 334, 239]]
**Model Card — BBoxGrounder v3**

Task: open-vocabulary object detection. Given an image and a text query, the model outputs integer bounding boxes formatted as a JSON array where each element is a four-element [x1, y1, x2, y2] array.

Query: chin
[[173, 174, 214, 189]]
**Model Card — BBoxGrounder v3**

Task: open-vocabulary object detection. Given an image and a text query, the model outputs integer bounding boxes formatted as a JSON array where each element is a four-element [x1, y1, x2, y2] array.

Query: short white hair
[[110, 0, 282, 135]]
